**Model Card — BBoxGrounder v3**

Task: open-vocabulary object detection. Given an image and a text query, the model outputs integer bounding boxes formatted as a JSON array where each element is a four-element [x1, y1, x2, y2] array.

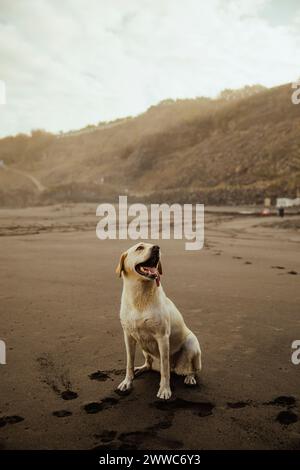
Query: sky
[[0, 0, 299, 137]]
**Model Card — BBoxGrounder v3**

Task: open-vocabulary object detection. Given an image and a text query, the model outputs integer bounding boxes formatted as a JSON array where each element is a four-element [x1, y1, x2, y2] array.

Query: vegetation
[[0, 83, 299, 207]]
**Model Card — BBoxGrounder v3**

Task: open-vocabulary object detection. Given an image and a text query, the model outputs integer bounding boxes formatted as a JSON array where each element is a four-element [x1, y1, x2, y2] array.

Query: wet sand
[[0, 204, 300, 450]]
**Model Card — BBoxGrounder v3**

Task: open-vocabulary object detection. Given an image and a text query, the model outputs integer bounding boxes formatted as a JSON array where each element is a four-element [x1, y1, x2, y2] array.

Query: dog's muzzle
[[135, 246, 161, 285]]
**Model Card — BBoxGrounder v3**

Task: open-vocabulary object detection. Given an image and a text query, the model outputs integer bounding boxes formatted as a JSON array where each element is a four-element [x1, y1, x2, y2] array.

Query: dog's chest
[[121, 313, 160, 355]]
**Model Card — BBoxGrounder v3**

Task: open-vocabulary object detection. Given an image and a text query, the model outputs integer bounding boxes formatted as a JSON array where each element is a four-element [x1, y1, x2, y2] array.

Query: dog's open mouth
[[135, 253, 160, 286]]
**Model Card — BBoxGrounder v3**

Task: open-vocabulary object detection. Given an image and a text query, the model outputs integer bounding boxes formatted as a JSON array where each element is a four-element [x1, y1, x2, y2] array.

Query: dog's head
[[116, 243, 162, 286]]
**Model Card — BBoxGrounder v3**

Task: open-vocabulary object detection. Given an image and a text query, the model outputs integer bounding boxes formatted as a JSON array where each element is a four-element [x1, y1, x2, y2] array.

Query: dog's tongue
[[144, 267, 160, 286]]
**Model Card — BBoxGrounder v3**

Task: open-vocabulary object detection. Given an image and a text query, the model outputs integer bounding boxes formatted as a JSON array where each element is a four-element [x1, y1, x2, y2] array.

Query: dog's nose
[[152, 245, 160, 253]]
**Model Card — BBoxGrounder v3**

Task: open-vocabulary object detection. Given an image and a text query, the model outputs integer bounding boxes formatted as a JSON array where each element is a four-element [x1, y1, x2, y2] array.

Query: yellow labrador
[[116, 242, 201, 400]]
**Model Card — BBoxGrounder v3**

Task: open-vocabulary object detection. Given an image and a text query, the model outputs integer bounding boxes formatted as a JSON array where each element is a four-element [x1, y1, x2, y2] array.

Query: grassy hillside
[[0, 83, 299, 206]]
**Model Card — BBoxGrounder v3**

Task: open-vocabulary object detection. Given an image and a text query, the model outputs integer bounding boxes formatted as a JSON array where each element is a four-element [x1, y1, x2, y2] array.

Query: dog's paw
[[117, 378, 132, 392], [157, 386, 172, 400], [184, 375, 197, 385]]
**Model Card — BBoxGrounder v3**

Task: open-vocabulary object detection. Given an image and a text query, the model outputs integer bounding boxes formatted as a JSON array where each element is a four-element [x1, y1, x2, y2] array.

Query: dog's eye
[[135, 245, 144, 251]]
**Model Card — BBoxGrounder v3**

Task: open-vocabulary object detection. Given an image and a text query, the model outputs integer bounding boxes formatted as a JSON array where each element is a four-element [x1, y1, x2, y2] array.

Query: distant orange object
[[261, 208, 271, 216]]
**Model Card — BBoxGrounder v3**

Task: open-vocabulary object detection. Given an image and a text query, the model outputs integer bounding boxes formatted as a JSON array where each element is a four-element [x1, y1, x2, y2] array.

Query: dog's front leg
[[118, 331, 136, 392], [157, 335, 172, 399]]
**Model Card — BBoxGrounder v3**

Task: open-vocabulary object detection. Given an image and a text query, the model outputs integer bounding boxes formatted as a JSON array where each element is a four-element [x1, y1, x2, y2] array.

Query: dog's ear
[[116, 252, 127, 277], [158, 260, 163, 275]]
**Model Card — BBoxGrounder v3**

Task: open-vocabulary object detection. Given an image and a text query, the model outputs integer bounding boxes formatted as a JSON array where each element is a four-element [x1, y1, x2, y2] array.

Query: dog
[[116, 242, 201, 400]]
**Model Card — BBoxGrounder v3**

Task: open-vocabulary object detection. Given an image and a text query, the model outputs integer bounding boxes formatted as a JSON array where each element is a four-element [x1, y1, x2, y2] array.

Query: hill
[[0, 83, 299, 206]]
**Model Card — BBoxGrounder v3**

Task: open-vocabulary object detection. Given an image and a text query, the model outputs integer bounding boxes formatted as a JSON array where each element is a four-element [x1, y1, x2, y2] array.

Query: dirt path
[[0, 163, 46, 192]]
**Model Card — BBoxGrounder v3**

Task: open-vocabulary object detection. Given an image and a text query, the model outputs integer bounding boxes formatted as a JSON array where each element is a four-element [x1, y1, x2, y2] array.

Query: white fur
[[116, 242, 202, 400]]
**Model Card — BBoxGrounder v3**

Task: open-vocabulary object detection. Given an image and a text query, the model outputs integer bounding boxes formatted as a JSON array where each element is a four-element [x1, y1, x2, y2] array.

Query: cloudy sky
[[0, 0, 299, 137]]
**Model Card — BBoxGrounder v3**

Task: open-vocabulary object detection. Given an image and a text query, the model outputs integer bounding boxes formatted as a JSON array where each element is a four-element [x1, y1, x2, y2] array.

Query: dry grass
[[0, 83, 299, 206]]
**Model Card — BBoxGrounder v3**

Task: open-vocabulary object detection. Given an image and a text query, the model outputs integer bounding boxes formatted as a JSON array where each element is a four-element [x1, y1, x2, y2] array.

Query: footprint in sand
[[114, 388, 132, 396], [52, 410, 72, 418], [152, 397, 214, 417], [0, 415, 24, 428], [94, 430, 117, 443], [88, 392, 299, 449], [228, 395, 299, 425], [61, 390, 78, 401], [152, 417, 174, 430], [271, 267, 298, 276], [84, 402, 103, 414], [84, 397, 119, 414], [227, 395, 297, 411], [93, 430, 183, 451], [89, 371, 110, 382], [37, 353, 78, 401], [227, 401, 252, 409], [276, 410, 298, 425], [265, 396, 296, 407], [118, 431, 183, 450]]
